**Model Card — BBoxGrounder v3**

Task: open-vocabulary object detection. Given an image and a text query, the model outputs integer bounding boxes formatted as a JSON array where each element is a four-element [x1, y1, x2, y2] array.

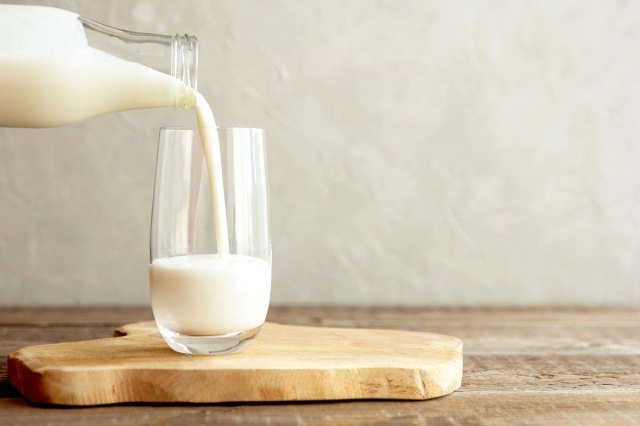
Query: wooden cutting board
[[8, 321, 463, 405]]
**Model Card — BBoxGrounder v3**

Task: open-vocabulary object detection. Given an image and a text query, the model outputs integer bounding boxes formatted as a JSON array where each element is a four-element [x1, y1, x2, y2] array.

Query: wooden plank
[[2, 322, 639, 357], [0, 307, 153, 326], [1, 306, 638, 326], [0, 392, 638, 425], [462, 355, 640, 392]]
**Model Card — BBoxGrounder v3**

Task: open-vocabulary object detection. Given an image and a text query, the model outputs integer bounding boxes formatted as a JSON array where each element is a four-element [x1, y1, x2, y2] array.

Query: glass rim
[[159, 126, 264, 132]]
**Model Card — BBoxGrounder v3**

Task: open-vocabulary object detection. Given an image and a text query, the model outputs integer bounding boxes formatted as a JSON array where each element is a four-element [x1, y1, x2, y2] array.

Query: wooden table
[[1, 307, 638, 425]]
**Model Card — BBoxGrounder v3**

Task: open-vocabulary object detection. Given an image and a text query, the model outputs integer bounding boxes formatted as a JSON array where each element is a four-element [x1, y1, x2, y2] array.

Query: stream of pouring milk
[[0, 5, 270, 335], [193, 93, 229, 257]]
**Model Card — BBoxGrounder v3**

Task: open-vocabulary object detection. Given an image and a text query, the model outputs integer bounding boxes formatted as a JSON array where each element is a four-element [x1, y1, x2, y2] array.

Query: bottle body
[[0, 4, 197, 128], [0, 54, 195, 128]]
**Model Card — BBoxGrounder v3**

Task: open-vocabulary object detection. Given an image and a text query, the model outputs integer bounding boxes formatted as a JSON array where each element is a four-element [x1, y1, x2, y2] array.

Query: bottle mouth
[[172, 34, 198, 90]]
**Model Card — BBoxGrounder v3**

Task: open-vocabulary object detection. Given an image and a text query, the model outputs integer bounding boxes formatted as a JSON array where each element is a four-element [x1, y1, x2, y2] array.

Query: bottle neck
[[79, 16, 198, 90], [171, 34, 198, 91]]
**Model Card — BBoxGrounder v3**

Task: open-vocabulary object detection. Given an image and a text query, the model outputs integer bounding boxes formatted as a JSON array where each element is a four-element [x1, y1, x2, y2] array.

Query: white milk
[[1, 5, 270, 332], [150, 255, 271, 335], [194, 93, 229, 256]]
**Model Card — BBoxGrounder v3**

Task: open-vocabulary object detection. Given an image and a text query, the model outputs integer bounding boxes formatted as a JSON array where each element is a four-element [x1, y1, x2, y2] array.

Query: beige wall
[[1, 0, 639, 306]]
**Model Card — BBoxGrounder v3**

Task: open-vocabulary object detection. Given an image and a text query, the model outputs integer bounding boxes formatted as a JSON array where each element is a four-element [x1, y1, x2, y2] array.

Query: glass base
[[157, 322, 263, 355]]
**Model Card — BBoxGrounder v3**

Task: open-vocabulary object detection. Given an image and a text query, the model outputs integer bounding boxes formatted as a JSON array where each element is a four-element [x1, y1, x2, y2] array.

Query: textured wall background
[[1, 0, 639, 306]]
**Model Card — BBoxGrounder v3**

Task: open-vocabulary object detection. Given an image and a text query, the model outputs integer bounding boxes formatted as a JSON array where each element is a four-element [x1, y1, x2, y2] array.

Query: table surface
[[1, 306, 638, 425]]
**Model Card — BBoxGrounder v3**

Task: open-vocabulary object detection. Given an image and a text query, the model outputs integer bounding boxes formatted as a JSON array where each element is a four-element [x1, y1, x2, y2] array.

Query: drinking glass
[[150, 127, 271, 355]]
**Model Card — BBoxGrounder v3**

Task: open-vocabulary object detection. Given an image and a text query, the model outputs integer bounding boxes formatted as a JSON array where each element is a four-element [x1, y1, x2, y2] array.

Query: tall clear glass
[[150, 128, 271, 355]]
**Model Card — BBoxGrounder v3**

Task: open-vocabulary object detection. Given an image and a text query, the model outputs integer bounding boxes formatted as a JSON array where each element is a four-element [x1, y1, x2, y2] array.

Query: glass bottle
[[0, 4, 198, 128]]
